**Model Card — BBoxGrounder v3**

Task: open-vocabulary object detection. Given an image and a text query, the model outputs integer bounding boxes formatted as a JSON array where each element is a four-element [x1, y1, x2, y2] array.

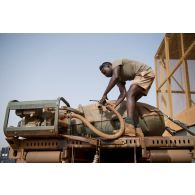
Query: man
[[99, 58, 155, 137]]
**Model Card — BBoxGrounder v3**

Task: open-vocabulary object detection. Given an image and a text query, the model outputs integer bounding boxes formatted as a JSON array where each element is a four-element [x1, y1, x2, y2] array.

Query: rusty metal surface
[[7, 135, 194, 150], [144, 136, 194, 148], [26, 151, 61, 163], [7, 138, 62, 150], [6, 135, 195, 163], [149, 150, 192, 163], [4, 97, 195, 163]]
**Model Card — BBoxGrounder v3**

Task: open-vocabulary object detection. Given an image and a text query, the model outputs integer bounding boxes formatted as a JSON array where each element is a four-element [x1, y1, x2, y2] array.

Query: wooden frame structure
[[155, 33, 195, 131]]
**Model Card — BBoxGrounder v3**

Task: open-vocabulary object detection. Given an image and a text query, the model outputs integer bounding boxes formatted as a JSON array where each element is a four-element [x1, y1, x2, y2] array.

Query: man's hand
[[99, 94, 108, 105], [106, 102, 117, 111], [107, 102, 117, 109]]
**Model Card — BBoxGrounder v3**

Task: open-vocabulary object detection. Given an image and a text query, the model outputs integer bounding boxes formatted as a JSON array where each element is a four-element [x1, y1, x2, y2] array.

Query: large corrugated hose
[[69, 104, 125, 140]]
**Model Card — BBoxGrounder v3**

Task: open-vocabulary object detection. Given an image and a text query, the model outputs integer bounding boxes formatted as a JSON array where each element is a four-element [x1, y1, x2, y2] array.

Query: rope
[[92, 139, 101, 163]]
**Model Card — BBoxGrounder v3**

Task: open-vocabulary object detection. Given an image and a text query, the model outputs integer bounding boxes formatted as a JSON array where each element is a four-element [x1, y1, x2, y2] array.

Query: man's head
[[99, 62, 113, 77]]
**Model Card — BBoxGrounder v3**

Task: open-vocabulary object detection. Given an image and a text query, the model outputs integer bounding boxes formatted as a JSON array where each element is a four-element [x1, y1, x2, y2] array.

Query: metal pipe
[[68, 103, 125, 140]]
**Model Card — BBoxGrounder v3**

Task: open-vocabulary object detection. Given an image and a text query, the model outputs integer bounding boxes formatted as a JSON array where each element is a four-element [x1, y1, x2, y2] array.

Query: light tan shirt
[[112, 58, 151, 82]]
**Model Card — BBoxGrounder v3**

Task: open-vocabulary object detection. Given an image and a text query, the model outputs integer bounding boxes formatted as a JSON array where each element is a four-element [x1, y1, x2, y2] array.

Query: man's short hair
[[99, 62, 112, 71]]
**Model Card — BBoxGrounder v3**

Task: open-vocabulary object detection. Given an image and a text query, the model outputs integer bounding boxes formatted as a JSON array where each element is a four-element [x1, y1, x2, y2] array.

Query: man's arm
[[115, 82, 126, 107], [99, 66, 120, 104]]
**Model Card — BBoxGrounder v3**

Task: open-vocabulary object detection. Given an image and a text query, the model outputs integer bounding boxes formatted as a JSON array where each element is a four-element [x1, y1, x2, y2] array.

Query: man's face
[[101, 65, 113, 77]]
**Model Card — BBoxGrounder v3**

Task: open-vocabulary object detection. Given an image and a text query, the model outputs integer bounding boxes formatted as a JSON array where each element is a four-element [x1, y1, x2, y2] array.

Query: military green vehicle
[[3, 97, 195, 162]]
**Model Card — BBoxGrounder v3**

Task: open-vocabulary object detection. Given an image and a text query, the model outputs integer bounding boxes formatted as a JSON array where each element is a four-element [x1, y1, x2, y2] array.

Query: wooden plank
[[159, 58, 185, 93], [157, 41, 195, 90], [159, 57, 168, 114], [158, 90, 195, 94], [165, 36, 173, 117], [180, 33, 192, 109], [154, 58, 159, 108], [159, 56, 195, 104]]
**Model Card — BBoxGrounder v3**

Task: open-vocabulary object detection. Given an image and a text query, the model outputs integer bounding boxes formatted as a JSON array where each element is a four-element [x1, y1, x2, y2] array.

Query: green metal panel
[[3, 97, 70, 138]]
